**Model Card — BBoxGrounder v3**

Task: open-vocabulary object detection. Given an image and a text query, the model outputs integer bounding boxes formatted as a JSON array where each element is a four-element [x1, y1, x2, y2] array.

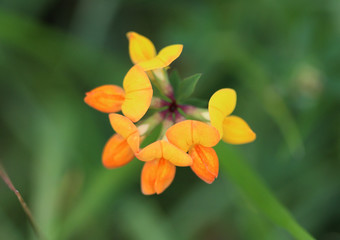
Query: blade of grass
[[0, 162, 43, 240], [216, 143, 315, 240]]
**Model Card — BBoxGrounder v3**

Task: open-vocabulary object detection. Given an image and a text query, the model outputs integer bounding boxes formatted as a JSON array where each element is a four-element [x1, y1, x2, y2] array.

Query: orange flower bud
[[84, 85, 125, 113], [141, 158, 176, 195], [189, 145, 219, 184], [102, 134, 135, 169]]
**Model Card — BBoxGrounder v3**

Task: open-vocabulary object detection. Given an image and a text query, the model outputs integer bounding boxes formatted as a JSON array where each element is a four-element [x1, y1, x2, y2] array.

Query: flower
[[109, 113, 140, 153], [136, 140, 192, 195], [166, 120, 220, 183], [101, 113, 141, 169], [85, 65, 153, 122], [102, 134, 135, 169], [84, 85, 125, 113], [208, 88, 256, 144], [127, 32, 183, 71]]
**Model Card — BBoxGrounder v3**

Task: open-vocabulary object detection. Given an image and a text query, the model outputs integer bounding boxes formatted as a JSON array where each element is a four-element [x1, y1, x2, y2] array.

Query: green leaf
[[216, 143, 315, 240], [177, 73, 201, 101], [169, 70, 181, 97], [180, 98, 208, 108], [152, 82, 171, 102]]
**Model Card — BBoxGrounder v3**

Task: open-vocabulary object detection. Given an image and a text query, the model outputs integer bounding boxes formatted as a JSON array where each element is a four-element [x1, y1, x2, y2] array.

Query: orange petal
[[138, 44, 183, 71], [109, 113, 140, 153], [141, 158, 176, 195], [122, 65, 153, 122], [189, 145, 219, 184], [127, 31, 157, 64], [136, 140, 192, 166], [102, 134, 135, 169], [166, 120, 220, 152], [84, 85, 125, 113], [222, 116, 256, 144], [208, 88, 237, 138]]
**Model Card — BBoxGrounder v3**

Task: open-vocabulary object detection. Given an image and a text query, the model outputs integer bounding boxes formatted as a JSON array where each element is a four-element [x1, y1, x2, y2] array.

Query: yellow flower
[[85, 65, 153, 122], [208, 88, 256, 144], [127, 31, 183, 71], [136, 140, 192, 195], [166, 120, 220, 183], [109, 113, 140, 153]]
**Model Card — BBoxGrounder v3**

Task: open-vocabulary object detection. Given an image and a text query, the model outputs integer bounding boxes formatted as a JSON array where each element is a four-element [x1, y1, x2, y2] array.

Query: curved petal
[[136, 140, 192, 167], [208, 88, 237, 138], [161, 140, 193, 166], [222, 116, 256, 144], [84, 85, 125, 113], [127, 32, 156, 64], [109, 113, 140, 153], [166, 120, 220, 152], [141, 158, 176, 195], [122, 65, 153, 122], [102, 134, 135, 169], [138, 44, 183, 71], [189, 145, 219, 184]]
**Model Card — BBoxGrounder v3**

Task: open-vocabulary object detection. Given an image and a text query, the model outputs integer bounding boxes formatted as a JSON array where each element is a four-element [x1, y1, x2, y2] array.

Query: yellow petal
[[84, 85, 125, 113], [141, 158, 176, 195], [109, 113, 140, 153], [138, 44, 183, 71], [102, 134, 135, 169], [208, 88, 237, 138], [127, 31, 156, 64], [222, 116, 256, 144], [166, 120, 220, 152], [122, 65, 153, 122], [189, 145, 219, 184], [136, 140, 192, 166]]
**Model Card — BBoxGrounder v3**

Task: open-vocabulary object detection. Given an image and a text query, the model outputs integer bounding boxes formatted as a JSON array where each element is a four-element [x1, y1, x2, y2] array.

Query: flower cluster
[[85, 32, 256, 195]]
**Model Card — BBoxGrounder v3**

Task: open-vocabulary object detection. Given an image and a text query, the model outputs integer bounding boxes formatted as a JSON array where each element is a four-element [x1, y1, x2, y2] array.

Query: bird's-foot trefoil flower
[[136, 140, 192, 195], [85, 65, 153, 122], [166, 120, 220, 183], [127, 31, 183, 96], [85, 32, 256, 195], [208, 88, 256, 144]]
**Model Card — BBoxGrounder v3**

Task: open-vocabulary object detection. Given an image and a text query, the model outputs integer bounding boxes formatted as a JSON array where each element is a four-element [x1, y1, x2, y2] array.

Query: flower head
[[85, 32, 256, 195]]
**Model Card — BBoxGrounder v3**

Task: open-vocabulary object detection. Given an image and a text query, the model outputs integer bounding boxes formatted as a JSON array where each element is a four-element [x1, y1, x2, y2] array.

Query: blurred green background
[[0, 0, 339, 239]]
